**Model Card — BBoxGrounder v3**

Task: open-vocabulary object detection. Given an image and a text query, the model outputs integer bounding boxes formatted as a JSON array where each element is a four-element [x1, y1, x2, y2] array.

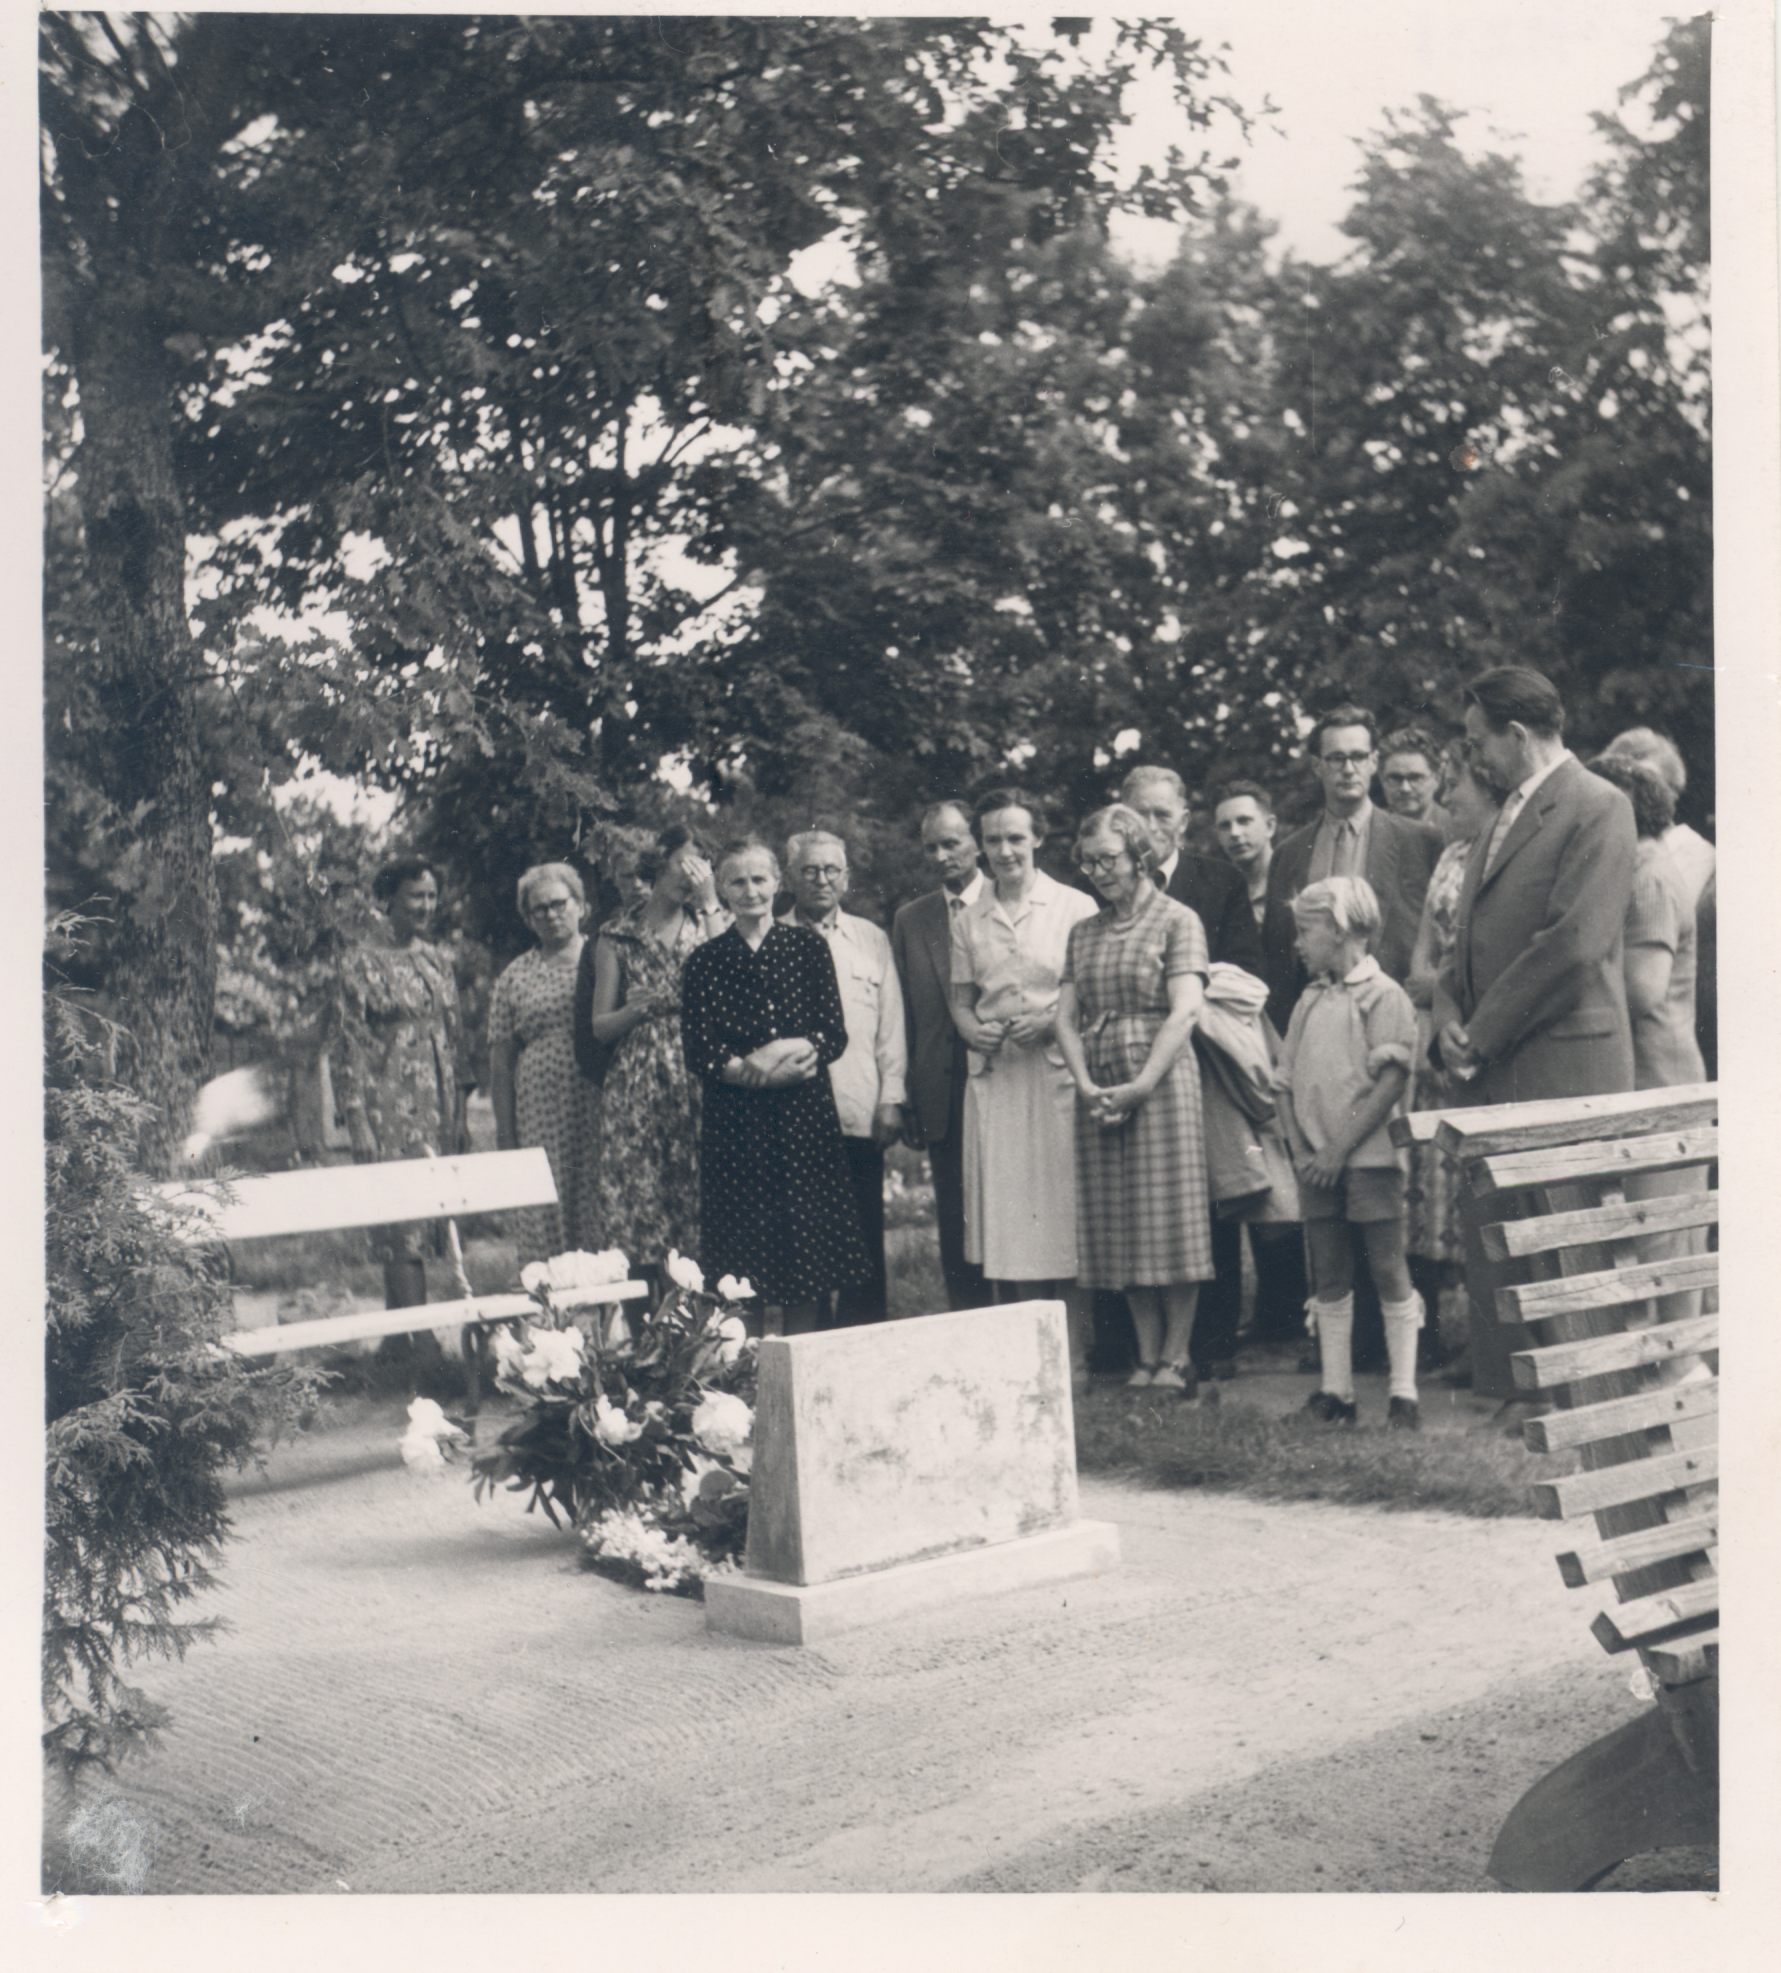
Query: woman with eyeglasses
[[1055, 804, 1213, 1395], [948, 789, 1098, 1378], [587, 825, 728, 1286], [488, 861, 601, 1262]]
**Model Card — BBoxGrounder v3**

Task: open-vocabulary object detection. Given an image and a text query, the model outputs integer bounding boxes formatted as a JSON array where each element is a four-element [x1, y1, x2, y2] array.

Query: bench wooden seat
[[1392, 1083, 1718, 1891], [156, 1147, 649, 1376]]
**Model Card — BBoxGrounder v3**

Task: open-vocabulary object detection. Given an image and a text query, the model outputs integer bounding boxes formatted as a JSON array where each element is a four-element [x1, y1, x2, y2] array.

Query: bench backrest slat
[[1469, 1125, 1717, 1197], [1483, 1189, 1718, 1262], [1501, 1251, 1718, 1322], [158, 1146, 559, 1242]]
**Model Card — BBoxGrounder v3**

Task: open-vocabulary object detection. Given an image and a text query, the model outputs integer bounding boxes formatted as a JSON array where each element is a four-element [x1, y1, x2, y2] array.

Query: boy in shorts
[[1276, 877, 1424, 1428]]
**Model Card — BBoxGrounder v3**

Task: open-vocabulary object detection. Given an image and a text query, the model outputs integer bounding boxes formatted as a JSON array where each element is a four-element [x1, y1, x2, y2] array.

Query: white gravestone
[[704, 1300, 1119, 1644]]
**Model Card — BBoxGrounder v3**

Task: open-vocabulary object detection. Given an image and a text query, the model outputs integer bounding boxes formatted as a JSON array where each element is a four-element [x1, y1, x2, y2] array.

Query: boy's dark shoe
[[1302, 1390, 1358, 1426], [1387, 1397, 1422, 1432]]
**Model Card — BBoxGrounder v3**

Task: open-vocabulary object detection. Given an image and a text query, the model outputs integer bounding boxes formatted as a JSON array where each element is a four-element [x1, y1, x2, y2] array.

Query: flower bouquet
[[468, 1248, 758, 1593]]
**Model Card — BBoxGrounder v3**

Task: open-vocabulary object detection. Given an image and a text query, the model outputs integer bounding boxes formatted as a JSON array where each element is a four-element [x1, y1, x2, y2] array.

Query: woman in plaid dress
[[1056, 806, 1213, 1395]]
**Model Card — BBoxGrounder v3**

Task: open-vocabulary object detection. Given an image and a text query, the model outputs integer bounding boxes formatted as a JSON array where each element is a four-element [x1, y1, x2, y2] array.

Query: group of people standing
[[330, 663, 1713, 1425]]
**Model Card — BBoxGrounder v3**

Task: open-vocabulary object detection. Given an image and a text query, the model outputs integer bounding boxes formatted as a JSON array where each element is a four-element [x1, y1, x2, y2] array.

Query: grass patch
[[1073, 1386, 1566, 1520]]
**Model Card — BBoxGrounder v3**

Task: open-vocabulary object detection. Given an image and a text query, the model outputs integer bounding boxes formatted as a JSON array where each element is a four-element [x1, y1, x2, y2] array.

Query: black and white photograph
[[20, 0, 1779, 1947]]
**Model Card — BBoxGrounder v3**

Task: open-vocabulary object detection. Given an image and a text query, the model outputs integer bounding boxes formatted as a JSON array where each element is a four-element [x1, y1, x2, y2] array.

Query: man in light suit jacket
[[891, 801, 987, 1311], [1262, 704, 1445, 1026], [1434, 665, 1638, 1396]]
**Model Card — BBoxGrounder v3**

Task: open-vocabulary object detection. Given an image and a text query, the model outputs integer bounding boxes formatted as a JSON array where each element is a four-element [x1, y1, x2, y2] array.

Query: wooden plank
[[1590, 1579, 1719, 1653], [1483, 1188, 1718, 1260], [156, 1147, 559, 1242], [219, 1281, 651, 1357], [1522, 1376, 1717, 1453], [1529, 1446, 1717, 1521], [1512, 1314, 1719, 1392], [1500, 1251, 1718, 1322], [1469, 1126, 1717, 1197], [1555, 1512, 1719, 1588], [1430, 1084, 1716, 1161], [1645, 1631, 1719, 1686]]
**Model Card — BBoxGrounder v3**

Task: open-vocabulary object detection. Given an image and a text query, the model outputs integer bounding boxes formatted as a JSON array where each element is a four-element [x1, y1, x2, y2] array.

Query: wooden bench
[[1393, 1084, 1718, 1890], [154, 1148, 650, 1398]]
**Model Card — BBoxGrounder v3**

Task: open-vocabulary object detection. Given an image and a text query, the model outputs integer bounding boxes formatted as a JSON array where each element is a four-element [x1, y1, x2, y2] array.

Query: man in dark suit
[[1118, 765, 1265, 1380], [1263, 704, 1445, 1023], [1434, 664, 1638, 1395], [890, 801, 987, 1312], [1120, 765, 1263, 976]]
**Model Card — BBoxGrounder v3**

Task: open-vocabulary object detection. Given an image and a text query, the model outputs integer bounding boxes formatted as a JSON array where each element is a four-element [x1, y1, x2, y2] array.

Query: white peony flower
[[521, 1325, 586, 1388], [679, 1454, 721, 1504], [398, 1396, 467, 1478], [665, 1249, 705, 1294], [715, 1273, 755, 1302], [691, 1391, 753, 1454], [523, 1250, 632, 1300], [490, 1326, 530, 1380], [592, 1396, 642, 1446], [712, 1312, 749, 1367]]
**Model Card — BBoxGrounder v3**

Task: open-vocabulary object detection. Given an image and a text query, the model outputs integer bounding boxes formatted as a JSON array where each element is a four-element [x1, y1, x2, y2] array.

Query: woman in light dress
[[487, 862, 602, 1264], [948, 789, 1097, 1382]]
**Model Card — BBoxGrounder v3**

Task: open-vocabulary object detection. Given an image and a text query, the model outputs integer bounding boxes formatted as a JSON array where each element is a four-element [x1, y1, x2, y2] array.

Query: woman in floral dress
[[588, 826, 729, 1284], [1405, 758, 1499, 1287], [332, 856, 462, 1308], [488, 862, 601, 1263]]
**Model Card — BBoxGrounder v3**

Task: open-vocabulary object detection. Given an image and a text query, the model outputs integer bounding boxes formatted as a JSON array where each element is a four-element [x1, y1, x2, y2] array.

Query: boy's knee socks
[[1308, 1293, 1355, 1402], [1382, 1291, 1424, 1402]]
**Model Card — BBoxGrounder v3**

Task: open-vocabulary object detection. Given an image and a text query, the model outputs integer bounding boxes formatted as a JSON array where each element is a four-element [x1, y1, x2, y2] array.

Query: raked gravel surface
[[46, 1404, 1702, 1896]]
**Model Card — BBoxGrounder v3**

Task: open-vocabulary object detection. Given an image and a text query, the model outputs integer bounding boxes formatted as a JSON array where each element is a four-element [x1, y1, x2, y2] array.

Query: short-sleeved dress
[[951, 870, 1099, 1282], [1407, 839, 1473, 1264], [680, 923, 869, 1305], [332, 935, 460, 1262], [1625, 838, 1706, 1090], [589, 907, 705, 1267], [1065, 886, 1214, 1289], [487, 943, 600, 1262]]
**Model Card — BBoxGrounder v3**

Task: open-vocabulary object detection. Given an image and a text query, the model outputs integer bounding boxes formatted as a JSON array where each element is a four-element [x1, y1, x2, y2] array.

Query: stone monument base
[[704, 1518, 1121, 1646]]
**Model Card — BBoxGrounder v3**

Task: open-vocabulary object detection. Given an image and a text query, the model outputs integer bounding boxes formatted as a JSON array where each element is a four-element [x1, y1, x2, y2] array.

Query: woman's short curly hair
[[1588, 753, 1676, 841], [372, 854, 437, 904], [637, 823, 712, 888], [1075, 803, 1161, 879], [515, 861, 587, 920]]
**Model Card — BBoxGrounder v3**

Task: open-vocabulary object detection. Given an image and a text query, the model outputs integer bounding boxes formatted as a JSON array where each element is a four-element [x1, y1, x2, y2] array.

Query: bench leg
[[1488, 1704, 1718, 1891]]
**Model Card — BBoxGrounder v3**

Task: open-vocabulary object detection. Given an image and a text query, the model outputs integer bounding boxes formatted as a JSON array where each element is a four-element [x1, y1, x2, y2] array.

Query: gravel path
[[45, 1404, 1700, 1896]]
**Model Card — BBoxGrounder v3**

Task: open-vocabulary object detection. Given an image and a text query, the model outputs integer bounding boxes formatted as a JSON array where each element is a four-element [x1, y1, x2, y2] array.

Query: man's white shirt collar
[[1510, 747, 1572, 806], [947, 870, 985, 909]]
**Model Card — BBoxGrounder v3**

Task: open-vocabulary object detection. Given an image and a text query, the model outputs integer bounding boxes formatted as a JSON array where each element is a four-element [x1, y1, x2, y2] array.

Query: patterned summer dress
[[588, 907, 704, 1268], [487, 942, 601, 1262], [1407, 838, 1472, 1265], [681, 923, 869, 1305], [1064, 886, 1213, 1289], [331, 934, 460, 1262]]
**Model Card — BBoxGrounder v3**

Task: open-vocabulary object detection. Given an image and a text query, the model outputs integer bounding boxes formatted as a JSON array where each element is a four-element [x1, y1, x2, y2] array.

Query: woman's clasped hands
[[1079, 1078, 1144, 1129], [733, 1036, 819, 1088]]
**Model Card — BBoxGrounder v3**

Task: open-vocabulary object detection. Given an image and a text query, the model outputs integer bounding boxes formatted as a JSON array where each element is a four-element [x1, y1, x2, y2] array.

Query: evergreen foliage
[[43, 923, 321, 1777]]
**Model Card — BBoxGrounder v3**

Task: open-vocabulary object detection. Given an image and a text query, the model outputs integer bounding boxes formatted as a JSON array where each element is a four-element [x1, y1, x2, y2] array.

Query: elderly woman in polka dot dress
[[680, 838, 869, 1334]]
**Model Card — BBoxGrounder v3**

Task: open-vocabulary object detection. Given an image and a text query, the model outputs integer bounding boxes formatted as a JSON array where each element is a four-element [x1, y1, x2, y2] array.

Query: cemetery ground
[[42, 1153, 1714, 1896]]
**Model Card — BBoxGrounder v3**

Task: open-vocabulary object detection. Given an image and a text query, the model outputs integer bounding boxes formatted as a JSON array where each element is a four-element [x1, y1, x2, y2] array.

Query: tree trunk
[[66, 304, 217, 1173]]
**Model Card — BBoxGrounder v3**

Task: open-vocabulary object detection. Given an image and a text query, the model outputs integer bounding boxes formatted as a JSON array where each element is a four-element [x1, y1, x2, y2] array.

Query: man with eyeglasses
[[1379, 726, 1451, 835], [781, 829, 907, 1326], [1262, 703, 1445, 1024]]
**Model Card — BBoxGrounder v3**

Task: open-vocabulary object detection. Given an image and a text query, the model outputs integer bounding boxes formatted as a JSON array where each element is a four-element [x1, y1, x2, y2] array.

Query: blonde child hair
[[1290, 875, 1383, 944]]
